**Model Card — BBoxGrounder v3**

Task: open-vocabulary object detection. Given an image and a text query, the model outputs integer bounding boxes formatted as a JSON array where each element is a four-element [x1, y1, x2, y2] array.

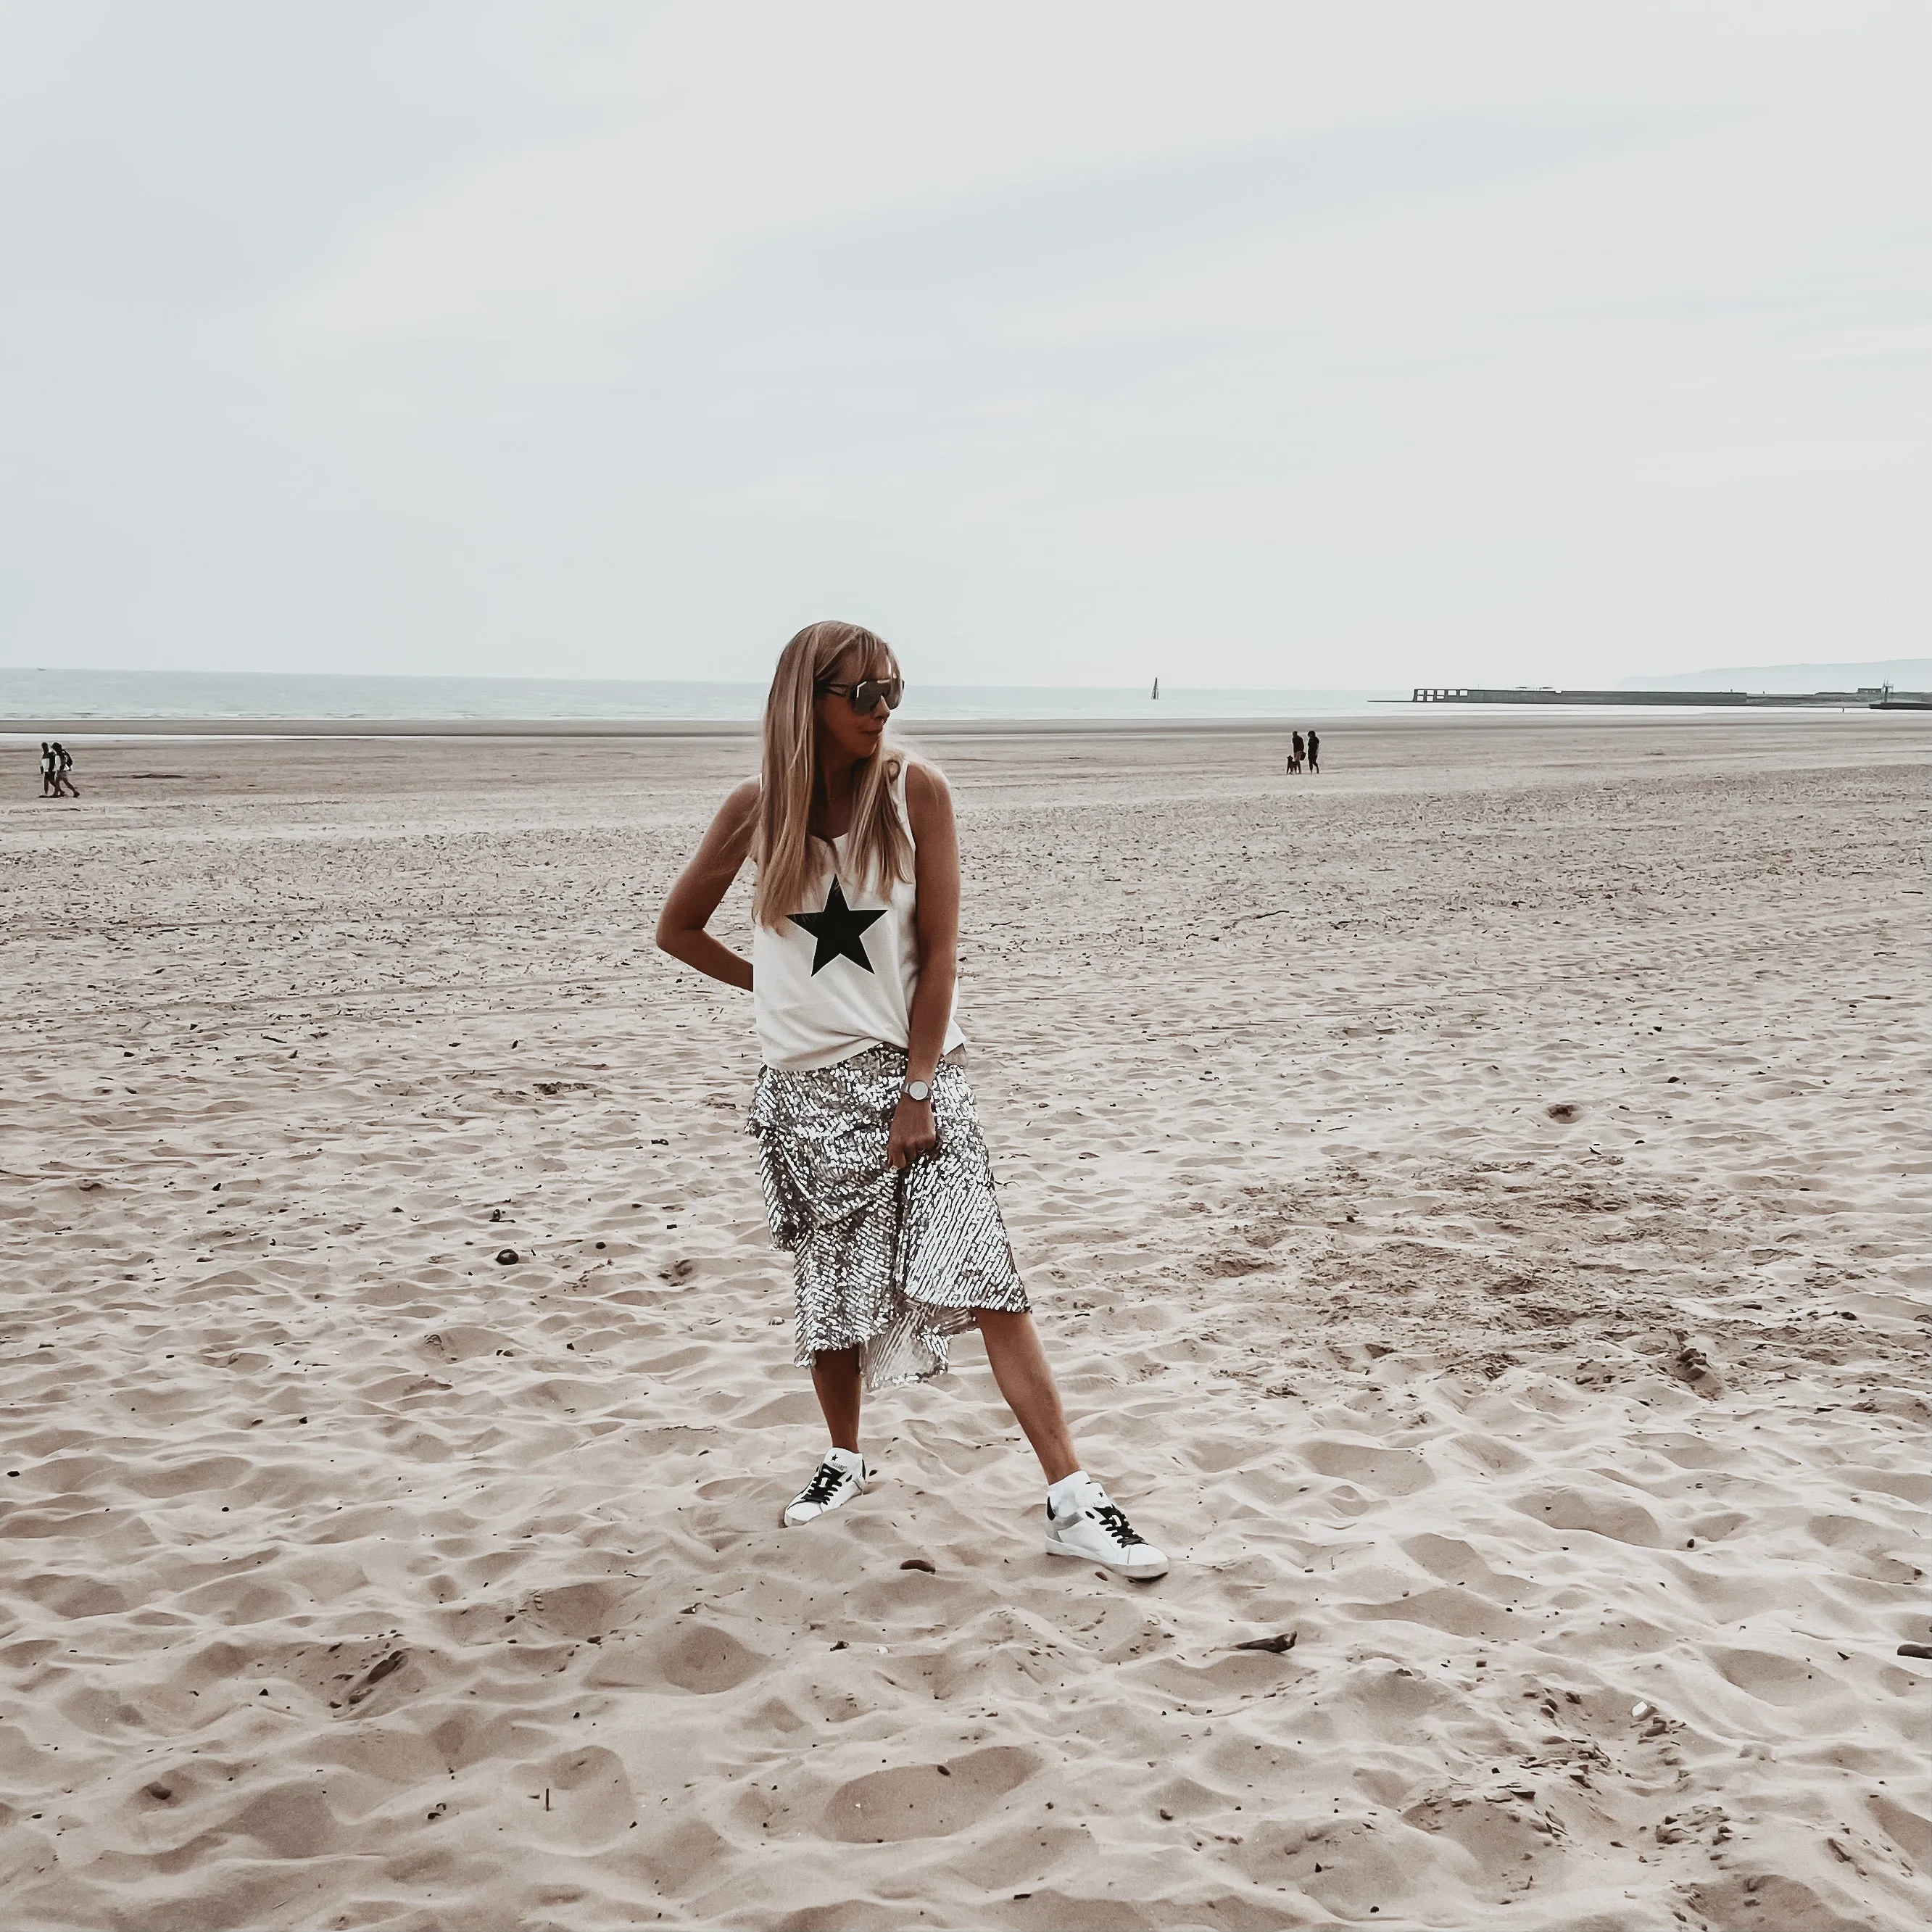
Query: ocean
[[0, 667, 1396, 724]]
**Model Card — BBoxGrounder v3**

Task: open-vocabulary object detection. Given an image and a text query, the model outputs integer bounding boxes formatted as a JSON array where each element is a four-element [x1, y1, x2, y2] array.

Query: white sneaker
[[783, 1447, 868, 1526], [1044, 1476, 1169, 1578]]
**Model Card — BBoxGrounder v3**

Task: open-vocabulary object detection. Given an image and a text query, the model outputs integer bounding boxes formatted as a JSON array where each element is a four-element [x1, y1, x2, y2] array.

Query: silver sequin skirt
[[748, 1045, 1028, 1390]]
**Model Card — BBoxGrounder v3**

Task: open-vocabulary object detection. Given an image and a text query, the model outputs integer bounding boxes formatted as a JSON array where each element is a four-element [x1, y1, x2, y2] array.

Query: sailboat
[[1151, 677, 1159, 700]]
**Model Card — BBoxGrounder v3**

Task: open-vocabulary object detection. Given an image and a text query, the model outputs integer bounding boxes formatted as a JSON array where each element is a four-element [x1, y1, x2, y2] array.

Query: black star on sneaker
[[788, 876, 885, 975]]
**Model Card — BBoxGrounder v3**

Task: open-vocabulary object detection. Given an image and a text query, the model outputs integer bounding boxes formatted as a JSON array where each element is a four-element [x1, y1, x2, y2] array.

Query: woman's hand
[[887, 1095, 939, 1169]]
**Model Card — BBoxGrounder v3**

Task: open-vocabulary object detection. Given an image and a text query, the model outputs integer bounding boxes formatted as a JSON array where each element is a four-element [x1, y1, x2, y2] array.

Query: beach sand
[[1, 713, 1926, 1931]]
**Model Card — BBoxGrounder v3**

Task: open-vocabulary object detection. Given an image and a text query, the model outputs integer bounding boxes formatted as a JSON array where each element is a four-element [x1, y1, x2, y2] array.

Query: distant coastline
[[1616, 658, 1931, 693], [1409, 684, 1931, 710], [6, 661, 1926, 727]]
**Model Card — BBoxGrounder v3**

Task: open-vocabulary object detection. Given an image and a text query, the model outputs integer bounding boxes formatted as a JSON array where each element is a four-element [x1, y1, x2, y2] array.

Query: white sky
[[4, 1, 1927, 689]]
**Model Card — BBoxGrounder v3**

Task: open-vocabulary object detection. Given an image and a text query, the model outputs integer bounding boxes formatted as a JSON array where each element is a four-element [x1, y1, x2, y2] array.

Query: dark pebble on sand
[[496, 1248, 519, 1265], [900, 1557, 937, 1574], [1233, 1631, 1298, 1654], [1898, 1643, 1932, 1659]]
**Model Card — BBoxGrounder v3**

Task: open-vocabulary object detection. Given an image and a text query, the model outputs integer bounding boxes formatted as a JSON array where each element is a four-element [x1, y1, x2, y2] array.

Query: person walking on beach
[[1288, 730, 1304, 775], [38, 742, 57, 797], [656, 619, 1169, 1578], [1305, 728, 1320, 775], [51, 742, 79, 797]]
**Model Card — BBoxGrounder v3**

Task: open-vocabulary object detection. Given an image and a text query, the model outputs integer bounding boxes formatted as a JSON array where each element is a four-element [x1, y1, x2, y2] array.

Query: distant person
[[51, 742, 79, 797], [1306, 729, 1320, 775], [1288, 730, 1304, 774], [39, 742, 57, 797]]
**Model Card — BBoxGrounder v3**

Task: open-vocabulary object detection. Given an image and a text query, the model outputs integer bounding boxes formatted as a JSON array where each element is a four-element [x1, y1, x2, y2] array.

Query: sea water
[[0, 667, 1398, 723]]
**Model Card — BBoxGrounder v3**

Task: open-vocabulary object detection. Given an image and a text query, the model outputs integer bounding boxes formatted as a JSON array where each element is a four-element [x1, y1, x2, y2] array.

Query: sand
[[1, 711, 1926, 1931]]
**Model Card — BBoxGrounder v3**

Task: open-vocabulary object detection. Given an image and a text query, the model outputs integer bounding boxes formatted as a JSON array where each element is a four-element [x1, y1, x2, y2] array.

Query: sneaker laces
[[795, 1460, 848, 1509], [1090, 1501, 1143, 1550]]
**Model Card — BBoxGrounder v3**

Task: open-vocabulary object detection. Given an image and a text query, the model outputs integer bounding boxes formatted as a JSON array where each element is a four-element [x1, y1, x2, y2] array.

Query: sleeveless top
[[751, 765, 963, 1071]]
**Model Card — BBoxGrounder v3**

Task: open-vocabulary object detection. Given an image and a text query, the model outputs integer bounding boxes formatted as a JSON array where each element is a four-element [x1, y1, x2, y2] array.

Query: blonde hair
[[752, 621, 913, 929]]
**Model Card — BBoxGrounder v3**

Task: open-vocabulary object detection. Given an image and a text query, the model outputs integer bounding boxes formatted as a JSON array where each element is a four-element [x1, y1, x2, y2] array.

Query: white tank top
[[750, 766, 963, 1071]]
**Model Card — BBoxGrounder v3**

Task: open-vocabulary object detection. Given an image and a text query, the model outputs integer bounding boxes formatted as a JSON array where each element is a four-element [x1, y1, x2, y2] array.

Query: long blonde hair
[[752, 621, 913, 929]]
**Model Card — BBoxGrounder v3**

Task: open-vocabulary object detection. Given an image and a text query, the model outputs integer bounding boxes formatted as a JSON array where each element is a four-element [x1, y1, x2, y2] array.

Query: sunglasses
[[818, 676, 905, 715]]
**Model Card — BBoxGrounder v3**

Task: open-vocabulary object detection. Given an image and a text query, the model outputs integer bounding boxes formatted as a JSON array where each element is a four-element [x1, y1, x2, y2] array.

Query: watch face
[[905, 1080, 931, 1103]]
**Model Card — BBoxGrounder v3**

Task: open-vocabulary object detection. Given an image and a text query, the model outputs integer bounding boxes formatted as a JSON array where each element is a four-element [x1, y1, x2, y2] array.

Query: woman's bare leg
[[974, 1310, 1079, 1483], [810, 1347, 863, 1454]]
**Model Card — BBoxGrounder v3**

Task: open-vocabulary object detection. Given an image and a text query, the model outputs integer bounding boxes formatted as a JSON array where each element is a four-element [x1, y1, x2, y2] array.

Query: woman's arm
[[655, 780, 760, 992], [889, 761, 961, 1167]]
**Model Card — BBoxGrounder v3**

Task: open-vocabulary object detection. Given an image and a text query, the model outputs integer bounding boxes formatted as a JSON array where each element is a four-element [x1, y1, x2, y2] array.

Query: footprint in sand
[[820, 1746, 1037, 1844], [1303, 1437, 1436, 1496], [662, 1622, 766, 1694]]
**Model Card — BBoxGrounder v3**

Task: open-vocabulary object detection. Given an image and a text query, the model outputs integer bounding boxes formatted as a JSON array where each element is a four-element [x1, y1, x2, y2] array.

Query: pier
[[1410, 686, 1928, 709]]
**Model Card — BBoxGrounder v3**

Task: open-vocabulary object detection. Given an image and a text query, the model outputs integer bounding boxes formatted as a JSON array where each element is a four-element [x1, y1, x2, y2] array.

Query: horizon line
[[6, 660, 1928, 690]]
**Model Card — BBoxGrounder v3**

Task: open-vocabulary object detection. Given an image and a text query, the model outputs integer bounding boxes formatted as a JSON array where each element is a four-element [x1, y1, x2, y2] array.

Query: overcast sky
[[4, 1, 1926, 689]]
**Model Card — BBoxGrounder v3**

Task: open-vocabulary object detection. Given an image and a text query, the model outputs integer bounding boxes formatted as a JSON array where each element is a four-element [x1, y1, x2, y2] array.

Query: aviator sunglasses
[[818, 675, 905, 715]]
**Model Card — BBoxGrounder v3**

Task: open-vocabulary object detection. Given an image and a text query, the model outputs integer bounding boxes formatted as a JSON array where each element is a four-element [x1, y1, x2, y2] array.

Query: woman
[[656, 621, 1167, 1578]]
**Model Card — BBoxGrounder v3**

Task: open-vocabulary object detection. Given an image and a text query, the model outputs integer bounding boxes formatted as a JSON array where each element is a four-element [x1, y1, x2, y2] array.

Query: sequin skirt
[[748, 1045, 1028, 1390]]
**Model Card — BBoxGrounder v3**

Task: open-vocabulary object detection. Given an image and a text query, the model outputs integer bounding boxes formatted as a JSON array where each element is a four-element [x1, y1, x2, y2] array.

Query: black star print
[[788, 876, 885, 975]]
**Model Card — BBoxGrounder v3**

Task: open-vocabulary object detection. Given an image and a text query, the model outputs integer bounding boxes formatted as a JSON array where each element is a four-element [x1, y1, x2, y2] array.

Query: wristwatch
[[902, 1079, 932, 1104]]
